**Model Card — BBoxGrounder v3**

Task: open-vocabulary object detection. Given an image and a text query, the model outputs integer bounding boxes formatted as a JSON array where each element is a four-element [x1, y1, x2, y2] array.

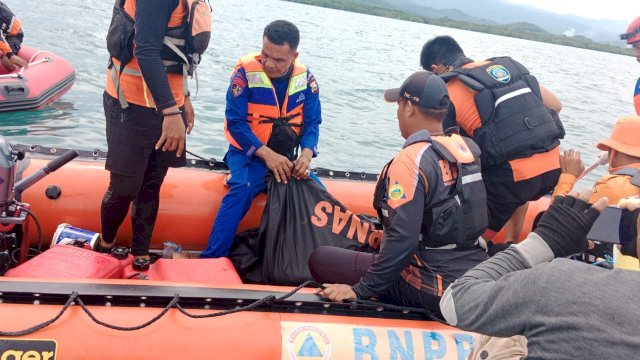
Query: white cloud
[[506, 0, 638, 22]]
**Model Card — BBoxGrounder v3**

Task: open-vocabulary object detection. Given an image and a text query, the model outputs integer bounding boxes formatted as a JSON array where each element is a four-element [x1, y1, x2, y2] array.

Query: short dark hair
[[263, 20, 300, 51], [420, 36, 465, 70], [416, 105, 449, 122]]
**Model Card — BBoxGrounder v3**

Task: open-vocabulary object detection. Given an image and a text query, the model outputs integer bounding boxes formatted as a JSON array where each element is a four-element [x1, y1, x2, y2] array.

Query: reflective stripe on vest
[[224, 52, 308, 151], [105, 0, 187, 109]]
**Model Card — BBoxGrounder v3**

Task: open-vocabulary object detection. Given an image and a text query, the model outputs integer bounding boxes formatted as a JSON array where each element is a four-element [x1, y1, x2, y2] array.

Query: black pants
[[308, 246, 442, 312], [101, 92, 185, 256], [101, 166, 167, 256], [485, 168, 561, 232]]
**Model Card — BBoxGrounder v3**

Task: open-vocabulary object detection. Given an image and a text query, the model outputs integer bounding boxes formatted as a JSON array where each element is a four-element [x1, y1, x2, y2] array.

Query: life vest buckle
[[524, 116, 540, 129]]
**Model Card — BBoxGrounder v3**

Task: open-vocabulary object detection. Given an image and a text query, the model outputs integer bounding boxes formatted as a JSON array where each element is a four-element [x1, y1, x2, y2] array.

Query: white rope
[[0, 51, 53, 79], [28, 50, 54, 64]]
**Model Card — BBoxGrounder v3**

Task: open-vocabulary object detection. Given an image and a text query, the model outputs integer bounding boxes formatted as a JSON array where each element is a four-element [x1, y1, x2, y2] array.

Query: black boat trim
[[0, 280, 434, 321], [12, 143, 380, 181]]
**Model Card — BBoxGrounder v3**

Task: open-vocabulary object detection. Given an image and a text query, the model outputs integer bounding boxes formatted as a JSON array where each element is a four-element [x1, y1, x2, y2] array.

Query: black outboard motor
[[0, 137, 77, 274]]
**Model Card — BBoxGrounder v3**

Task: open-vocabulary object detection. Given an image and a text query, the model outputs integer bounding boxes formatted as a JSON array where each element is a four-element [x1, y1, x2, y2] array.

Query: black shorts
[[485, 168, 560, 232], [103, 92, 186, 176]]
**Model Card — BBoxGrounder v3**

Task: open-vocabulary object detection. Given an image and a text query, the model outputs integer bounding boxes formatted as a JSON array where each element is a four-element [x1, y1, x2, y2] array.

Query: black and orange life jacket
[[374, 133, 488, 250], [441, 57, 565, 166], [105, 0, 211, 108], [224, 53, 308, 156]]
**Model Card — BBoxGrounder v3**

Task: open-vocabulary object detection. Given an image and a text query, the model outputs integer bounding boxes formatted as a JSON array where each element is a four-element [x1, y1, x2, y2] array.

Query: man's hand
[[1, 54, 27, 72], [255, 146, 293, 183], [184, 96, 195, 135], [533, 189, 607, 258], [559, 149, 585, 178], [155, 108, 186, 157], [292, 148, 313, 179], [9, 54, 27, 68], [318, 284, 357, 303]]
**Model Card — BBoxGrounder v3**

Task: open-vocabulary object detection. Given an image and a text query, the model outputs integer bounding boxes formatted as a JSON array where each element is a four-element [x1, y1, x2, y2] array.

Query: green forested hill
[[284, 0, 634, 56]]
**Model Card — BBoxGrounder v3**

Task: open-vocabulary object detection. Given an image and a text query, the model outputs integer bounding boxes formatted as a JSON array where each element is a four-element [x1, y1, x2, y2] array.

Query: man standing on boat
[[621, 16, 640, 115], [200, 20, 323, 259], [310, 71, 488, 311], [420, 36, 564, 250], [0, 1, 27, 72], [99, 0, 211, 268]]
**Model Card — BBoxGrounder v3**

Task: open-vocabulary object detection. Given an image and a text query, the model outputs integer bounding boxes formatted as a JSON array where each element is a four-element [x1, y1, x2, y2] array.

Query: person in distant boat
[[620, 16, 640, 114], [553, 116, 640, 262], [200, 20, 323, 259], [0, 2, 27, 72], [420, 35, 564, 252], [440, 189, 640, 359], [98, 0, 211, 269], [310, 71, 489, 312]]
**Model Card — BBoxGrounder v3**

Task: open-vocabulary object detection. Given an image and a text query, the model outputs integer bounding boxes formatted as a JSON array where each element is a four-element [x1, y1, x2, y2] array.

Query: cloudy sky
[[507, 0, 637, 22]]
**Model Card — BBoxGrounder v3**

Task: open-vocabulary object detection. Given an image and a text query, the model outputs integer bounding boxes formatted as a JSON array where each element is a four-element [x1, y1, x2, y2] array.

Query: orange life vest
[[105, 0, 188, 109], [224, 52, 307, 151], [590, 166, 640, 204]]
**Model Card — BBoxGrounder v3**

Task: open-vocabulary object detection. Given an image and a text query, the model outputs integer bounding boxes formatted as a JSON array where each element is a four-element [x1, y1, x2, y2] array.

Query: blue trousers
[[200, 147, 324, 258]]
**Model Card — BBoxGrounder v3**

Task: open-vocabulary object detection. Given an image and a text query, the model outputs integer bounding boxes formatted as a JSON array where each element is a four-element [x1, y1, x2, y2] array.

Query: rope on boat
[[0, 281, 446, 335], [27, 50, 54, 65], [75, 294, 181, 331], [0, 292, 78, 336], [0, 51, 53, 79]]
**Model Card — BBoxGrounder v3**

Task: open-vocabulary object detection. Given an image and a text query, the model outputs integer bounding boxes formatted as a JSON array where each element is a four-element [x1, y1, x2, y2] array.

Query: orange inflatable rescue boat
[[0, 142, 546, 359]]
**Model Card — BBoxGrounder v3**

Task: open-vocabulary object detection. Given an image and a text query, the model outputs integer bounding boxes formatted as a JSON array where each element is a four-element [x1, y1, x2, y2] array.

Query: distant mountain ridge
[[379, 0, 628, 45], [360, 0, 498, 25], [284, 0, 634, 56]]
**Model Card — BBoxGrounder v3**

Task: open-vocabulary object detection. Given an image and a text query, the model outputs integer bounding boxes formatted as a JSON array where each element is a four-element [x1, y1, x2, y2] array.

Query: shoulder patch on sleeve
[[308, 73, 319, 93], [231, 70, 247, 97]]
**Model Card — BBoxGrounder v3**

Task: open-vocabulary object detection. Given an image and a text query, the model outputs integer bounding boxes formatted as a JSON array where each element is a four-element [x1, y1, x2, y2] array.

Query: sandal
[[94, 238, 116, 254]]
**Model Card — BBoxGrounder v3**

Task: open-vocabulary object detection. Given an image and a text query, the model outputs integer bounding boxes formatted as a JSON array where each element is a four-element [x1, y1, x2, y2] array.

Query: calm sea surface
[[2, 0, 637, 185]]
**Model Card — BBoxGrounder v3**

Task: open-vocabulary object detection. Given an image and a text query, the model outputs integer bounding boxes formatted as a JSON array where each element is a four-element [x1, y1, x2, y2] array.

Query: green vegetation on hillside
[[284, 0, 634, 56]]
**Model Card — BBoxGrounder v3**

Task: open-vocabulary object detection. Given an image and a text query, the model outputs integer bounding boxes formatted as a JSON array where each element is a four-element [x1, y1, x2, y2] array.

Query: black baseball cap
[[384, 71, 450, 110]]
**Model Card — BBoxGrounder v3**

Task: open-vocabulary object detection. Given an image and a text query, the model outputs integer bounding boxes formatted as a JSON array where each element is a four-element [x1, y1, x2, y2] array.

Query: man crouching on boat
[[200, 20, 323, 259], [0, 2, 27, 72], [309, 71, 488, 312]]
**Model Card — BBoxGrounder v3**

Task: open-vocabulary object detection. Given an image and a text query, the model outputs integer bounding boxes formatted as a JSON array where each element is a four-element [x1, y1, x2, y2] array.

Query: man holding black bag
[[201, 20, 323, 259]]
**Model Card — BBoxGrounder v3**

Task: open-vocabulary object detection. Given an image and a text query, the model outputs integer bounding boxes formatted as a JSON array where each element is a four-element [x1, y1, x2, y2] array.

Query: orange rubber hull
[[19, 153, 548, 248], [19, 156, 377, 250], [0, 278, 476, 360]]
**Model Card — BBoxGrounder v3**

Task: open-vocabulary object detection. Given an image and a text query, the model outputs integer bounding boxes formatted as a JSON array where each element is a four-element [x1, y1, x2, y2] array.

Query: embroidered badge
[[389, 181, 406, 200], [231, 75, 246, 97], [486, 65, 511, 83], [309, 74, 319, 93]]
